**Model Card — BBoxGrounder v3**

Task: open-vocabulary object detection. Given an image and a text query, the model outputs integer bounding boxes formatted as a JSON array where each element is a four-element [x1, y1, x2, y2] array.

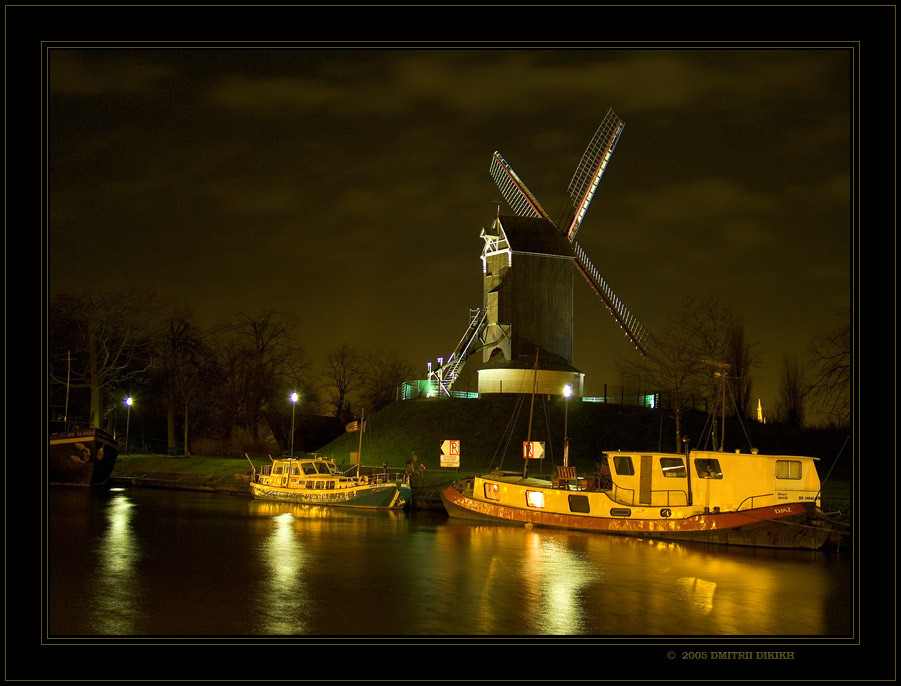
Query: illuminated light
[[125, 396, 133, 407], [526, 490, 545, 508], [290, 392, 298, 403], [563, 384, 572, 398]]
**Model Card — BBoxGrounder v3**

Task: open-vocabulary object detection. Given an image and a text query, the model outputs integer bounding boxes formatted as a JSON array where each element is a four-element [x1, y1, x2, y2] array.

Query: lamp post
[[563, 384, 572, 467], [124, 396, 133, 454], [290, 392, 298, 457]]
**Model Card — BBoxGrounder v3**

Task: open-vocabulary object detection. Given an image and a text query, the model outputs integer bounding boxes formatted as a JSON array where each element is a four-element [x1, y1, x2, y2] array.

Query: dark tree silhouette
[[774, 353, 807, 429], [320, 343, 364, 423], [807, 310, 850, 428], [49, 290, 160, 430]]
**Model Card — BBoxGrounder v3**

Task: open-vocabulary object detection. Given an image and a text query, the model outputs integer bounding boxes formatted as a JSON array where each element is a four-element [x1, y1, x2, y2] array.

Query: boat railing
[[609, 485, 689, 507]]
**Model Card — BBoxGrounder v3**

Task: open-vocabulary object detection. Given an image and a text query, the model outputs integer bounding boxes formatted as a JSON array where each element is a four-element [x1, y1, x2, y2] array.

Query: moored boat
[[441, 448, 833, 549], [49, 425, 119, 486], [250, 455, 413, 510]]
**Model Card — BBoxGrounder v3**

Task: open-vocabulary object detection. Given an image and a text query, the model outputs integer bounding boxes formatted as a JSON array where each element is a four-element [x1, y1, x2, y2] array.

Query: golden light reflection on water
[[259, 512, 309, 634], [49, 489, 849, 636], [92, 492, 139, 634], [433, 523, 839, 635]]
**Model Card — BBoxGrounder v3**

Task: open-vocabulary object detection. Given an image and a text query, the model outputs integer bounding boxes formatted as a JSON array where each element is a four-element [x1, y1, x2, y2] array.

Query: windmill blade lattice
[[573, 241, 650, 355], [489, 152, 552, 221], [565, 108, 625, 242]]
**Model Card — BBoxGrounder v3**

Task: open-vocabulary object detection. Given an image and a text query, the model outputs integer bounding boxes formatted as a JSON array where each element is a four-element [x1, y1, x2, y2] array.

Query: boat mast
[[522, 349, 540, 480], [357, 408, 365, 478], [63, 350, 71, 423]]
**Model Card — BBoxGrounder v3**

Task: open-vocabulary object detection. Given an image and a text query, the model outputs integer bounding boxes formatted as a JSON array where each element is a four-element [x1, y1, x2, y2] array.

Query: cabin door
[[639, 455, 653, 505]]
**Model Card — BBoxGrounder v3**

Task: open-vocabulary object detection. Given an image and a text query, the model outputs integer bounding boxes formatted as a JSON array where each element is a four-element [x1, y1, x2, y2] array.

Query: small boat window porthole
[[660, 508, 672, 518], [610, 508, 632, 517], [484, 483, 501, 501], [525, 490, 545, 508], [568, 494, 590, 513]]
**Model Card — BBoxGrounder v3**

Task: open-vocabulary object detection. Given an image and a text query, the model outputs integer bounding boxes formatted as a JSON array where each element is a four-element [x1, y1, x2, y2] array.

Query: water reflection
[[48, 489, 851, 637], [257, 512, 309, 634], [91, 491, 140, 633], [429, 523, 848, 636]]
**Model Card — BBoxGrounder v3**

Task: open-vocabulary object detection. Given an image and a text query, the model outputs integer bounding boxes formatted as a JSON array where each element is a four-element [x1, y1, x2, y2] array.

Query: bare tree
[[807, 310, 851, 428], [213, 312, 308, 445], [360, 348, 415, 413], [49, 290, 160, 430], [618, 297, 706, 451], [774, 353, 807, 429], [320, 344, 364, 423], [618, 295, 758, 451], [725, 318, 757, 419], [151, 312, 214, 455]]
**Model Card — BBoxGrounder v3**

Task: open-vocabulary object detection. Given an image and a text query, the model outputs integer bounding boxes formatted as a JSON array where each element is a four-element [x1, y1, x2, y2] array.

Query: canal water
[[47, 485, 852, 639]]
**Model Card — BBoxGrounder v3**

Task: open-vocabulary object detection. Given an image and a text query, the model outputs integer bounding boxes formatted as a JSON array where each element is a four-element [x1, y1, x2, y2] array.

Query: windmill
[[488, 107, 650, 358], [427, 108, 649, 397]]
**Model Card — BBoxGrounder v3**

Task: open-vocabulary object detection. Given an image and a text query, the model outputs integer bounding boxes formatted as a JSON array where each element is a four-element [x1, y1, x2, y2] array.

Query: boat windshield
[[314, 462, 334, 475]]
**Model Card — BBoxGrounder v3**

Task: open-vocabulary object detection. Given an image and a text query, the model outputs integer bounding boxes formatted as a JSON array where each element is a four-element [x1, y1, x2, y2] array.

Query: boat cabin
[[257, 457, 345, 490], [600, 449, 822, 511]]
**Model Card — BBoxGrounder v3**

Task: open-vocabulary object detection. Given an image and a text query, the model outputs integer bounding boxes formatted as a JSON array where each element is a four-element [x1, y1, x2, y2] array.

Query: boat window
[[305, 481, 315, 489], [302, 463, 317, 475], [315, 463, 332, 475], [568, 494, 590, 513], [291, 465, 300, 475], [613, 456, 635, 475], [273, 466, 283, 475], [693, 458, 723, 479], [483, 483, 501, 501], [326, 480, 335, 490], [525, 490, 545, 508], [660, 457, 686, 478], [776, 460, 802, 480]]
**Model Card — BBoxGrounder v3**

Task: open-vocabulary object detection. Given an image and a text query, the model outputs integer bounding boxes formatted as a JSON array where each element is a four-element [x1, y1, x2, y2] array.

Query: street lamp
[[124, 396, 133, 454], [290, 391, 298, 457], [563, 384, 572, 467]]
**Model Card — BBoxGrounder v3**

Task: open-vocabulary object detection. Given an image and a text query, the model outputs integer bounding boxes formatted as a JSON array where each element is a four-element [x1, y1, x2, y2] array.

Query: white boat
[[250, 455, 413, 510]]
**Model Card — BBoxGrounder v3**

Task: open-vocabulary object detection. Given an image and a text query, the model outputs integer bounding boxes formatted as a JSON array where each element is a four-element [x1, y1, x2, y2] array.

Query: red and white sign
[[523, 441, 545, 460], [441, 439, 460, 467]]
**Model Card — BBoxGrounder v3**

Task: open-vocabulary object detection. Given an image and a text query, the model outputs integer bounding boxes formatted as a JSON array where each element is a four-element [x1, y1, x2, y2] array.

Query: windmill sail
[[572, 241, 650, 355], [488, 108, 650, 358], [489, 152, 552, 221], [564, 108, 625, 242]]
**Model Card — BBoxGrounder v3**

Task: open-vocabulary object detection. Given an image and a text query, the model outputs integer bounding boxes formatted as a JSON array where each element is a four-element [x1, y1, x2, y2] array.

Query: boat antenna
[[523, 348, 540, 480]]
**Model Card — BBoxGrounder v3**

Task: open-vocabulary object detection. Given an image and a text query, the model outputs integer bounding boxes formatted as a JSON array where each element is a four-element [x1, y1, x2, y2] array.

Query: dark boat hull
[[49, 428, 119, 486], [441, 484, 831, 550]]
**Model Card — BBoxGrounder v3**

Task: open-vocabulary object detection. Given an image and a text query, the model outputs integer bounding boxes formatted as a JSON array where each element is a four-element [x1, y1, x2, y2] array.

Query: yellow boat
[[250, 455, 412, 510], [441, 448, 833, 549]]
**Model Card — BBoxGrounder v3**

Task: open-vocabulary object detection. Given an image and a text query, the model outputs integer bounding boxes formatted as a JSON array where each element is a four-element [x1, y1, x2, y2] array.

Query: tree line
[[47, 289, 414, 457], [46, 289, 849, 457]]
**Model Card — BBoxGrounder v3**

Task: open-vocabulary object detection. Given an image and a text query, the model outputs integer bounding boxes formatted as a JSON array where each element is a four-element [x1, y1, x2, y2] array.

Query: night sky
[[46, 46, 853, 415]]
